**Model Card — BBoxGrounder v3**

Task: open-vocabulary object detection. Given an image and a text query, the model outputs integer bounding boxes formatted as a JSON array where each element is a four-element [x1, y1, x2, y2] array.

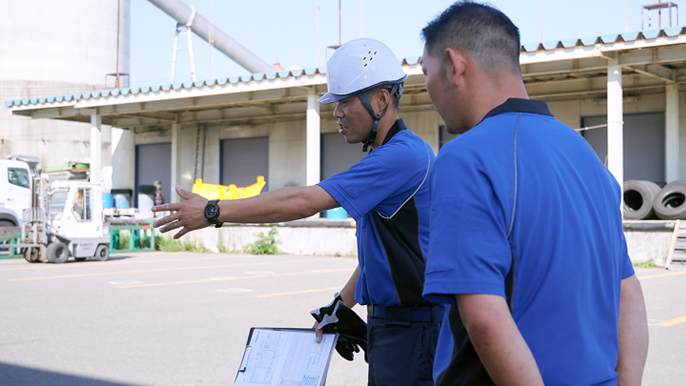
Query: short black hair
[[422, 1, 521, 74]]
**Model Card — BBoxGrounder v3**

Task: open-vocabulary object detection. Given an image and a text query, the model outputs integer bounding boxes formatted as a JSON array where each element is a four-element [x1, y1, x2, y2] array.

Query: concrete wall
[[184, 223, 358, 256], [624, 228, 673, 267], [176, 220, 671, 268]]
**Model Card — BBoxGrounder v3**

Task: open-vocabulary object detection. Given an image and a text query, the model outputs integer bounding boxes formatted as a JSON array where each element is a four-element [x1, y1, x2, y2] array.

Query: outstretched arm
[[616, 274, 649, 386], [456, 294, 544, 386], [153, 185, 339, 238]]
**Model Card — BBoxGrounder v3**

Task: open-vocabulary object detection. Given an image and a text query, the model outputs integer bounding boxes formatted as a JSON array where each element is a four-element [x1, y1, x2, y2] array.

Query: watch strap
[[205, 199, 223, 227]]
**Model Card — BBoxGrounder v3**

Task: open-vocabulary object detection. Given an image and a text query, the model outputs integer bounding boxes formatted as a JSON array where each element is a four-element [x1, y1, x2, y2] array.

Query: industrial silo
[[0, 0, 131, 173]]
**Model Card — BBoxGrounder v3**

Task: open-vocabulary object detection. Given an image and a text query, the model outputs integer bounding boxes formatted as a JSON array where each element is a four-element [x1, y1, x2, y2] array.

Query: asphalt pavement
[[0, 252, 684, 386]]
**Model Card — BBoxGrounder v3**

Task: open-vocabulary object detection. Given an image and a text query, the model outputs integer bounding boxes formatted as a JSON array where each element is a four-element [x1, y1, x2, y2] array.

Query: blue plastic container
[[327, 207, 348, 220], [114, 194, 130, 208], [102, 193, 114, 208]]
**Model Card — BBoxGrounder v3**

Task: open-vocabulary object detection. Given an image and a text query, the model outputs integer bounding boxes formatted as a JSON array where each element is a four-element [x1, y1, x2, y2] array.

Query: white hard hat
[[318, 38, 408, 104]]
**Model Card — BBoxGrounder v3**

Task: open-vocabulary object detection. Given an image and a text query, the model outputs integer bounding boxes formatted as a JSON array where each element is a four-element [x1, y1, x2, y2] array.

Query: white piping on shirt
[[377, 141, 432, 220], [506, 113, 522, 240]]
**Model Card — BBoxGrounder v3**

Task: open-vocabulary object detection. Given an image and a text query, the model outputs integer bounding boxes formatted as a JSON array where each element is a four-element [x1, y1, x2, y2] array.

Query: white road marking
[[109, 281, 143, 285], [216, 288, 253, 294]]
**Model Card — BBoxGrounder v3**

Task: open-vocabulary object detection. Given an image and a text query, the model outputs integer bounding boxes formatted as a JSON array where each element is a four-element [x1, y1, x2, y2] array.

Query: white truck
[[2, 176, 111, 263], [0, 159, 33, 227]]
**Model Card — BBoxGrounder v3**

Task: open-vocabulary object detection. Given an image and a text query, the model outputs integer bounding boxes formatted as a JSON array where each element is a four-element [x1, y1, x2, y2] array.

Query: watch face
[[205, 203, 218, 219]]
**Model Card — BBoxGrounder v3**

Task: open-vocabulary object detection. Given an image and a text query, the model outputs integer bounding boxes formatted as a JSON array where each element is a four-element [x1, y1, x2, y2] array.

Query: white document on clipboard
[[234, 327, 339, 386]]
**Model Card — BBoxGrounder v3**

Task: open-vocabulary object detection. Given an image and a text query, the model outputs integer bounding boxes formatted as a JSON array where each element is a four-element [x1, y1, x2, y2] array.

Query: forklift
[[11, 176, 111, 263]]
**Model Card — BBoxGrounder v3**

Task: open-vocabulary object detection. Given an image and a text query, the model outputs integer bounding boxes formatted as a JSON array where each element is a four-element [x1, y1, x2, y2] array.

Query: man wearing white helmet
[[152, 37, 440, 385]]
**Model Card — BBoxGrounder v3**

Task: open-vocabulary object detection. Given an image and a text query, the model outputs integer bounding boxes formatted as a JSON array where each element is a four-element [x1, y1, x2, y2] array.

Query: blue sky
[[131, 0, 678, 87]]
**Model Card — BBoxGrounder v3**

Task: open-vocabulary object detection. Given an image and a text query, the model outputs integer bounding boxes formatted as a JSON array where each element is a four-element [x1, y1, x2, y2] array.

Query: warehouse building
[[7, 27, 686, 261]]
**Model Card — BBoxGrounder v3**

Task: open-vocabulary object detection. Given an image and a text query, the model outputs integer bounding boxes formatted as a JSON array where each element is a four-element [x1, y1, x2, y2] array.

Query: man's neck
[[467, 77, 529, 129], [370, 114, 399, 150]]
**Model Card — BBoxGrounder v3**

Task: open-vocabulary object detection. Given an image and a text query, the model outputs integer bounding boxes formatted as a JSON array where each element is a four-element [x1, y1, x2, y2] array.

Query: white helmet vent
[[362, 51, 378, 67]]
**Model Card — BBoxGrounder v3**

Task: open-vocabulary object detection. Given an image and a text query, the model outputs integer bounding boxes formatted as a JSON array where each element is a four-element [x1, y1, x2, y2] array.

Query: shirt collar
[[482, 98, 552, 121], [381, 119, 407, 146]]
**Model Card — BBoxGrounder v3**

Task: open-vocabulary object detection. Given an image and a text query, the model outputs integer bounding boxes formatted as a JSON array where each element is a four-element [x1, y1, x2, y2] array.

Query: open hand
[[152, 186, 210, 238]]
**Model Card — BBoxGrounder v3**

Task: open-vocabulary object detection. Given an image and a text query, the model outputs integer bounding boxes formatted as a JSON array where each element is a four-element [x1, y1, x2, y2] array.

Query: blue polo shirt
[[319, 119, 435, 307], [424, 99, 634, 385]]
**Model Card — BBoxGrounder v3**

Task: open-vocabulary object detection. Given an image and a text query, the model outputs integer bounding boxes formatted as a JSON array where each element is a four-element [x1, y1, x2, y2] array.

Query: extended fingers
[[153, 212, 182, 229], [158, 220, 180, 234], [152, 202, 181, 213], [173, 226, 192, 239]]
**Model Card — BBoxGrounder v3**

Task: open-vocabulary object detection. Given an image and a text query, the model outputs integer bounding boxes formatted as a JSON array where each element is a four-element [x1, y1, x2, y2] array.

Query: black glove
[[311, 293, 368, 362]]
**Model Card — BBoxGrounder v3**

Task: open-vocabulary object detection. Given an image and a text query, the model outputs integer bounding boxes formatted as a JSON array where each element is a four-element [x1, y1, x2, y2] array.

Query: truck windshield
[[48, 187, 70, 220]]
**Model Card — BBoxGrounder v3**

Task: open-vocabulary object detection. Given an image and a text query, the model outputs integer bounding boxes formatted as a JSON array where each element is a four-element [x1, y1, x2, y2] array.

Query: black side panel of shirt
[[371, 197, 431, 307], [435, 306, 495, 386]]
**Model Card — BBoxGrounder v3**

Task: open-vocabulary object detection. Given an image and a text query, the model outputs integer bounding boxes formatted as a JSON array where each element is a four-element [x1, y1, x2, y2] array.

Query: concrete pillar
[[171, 123, 182, 203], [306, 89, 321, 186], [607, 64, 624, 195], [666, 84, 679, 183], [90, 112, 102, 184]]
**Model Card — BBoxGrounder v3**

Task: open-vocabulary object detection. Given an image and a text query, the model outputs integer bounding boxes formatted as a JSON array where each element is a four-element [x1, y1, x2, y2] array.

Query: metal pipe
[[339, 0, 342, 45], [148, 0, 273, 74], [116, 0, 121, 88]]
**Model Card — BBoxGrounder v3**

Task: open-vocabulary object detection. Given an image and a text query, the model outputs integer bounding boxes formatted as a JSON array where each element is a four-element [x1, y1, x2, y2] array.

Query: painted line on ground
[[637, 271, 686, 280], [117, 268, 354, 289], [8, 258, 335, 281], [255, 286, 342, 298], [656, 315, 686, 327]]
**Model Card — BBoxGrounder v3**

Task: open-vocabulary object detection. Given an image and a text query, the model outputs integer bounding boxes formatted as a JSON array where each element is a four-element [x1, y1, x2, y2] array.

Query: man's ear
[[445, 48, 466, 87], [374, 88, 391, 115]]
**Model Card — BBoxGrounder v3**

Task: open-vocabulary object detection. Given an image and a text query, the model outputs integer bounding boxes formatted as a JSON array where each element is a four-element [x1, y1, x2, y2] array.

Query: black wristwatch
[[204, 200, 223, 228]]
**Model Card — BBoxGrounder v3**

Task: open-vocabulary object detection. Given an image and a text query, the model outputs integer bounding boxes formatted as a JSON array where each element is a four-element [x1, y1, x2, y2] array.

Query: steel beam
[[666, 84, 680, 181], [306, 89, 321, 186], [90, 112, 102, 184], [147, 0, 273, 74], [171, 122, 182, 203], [607, 64, 624, 200]]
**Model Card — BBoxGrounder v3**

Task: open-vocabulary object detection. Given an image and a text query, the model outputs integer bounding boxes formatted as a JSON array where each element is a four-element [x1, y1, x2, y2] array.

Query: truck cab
[[0, 159, 32, 227]]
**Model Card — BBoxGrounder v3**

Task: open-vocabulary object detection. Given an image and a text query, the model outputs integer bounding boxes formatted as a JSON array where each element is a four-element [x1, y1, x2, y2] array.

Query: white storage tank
[[0, 0, 131, 173]]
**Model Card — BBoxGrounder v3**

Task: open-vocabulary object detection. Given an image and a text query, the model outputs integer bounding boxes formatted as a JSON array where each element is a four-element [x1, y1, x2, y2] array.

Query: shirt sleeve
[[318, 143, 428, 221], [423, 145, 513, 305], [619, 232, 635, 279]]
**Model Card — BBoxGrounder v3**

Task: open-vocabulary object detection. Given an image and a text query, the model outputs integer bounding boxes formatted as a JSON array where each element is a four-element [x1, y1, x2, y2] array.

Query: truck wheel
[[46, 242, 69, 264], [23, 247, 41, 263], [94, 244, 109, 262]]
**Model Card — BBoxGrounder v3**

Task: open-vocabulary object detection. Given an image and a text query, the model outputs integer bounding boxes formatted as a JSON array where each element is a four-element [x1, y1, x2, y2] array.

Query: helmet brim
[[318, 93, 348, 104], [318, 75, 408, 105]]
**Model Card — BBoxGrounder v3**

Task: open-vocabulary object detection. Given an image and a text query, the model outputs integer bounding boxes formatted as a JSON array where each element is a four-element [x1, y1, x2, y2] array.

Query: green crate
[[0, 233, 24, 259], [109, 221, 156, 254]]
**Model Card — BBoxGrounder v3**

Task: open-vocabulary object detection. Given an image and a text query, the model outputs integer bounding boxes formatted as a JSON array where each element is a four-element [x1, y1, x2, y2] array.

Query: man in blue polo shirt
[[419, 2, 649, 385], [153, 38, 441, 385]]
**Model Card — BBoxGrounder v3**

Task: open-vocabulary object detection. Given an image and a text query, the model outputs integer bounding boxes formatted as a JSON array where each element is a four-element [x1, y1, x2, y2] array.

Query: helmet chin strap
[[357, 83, 402, 152]]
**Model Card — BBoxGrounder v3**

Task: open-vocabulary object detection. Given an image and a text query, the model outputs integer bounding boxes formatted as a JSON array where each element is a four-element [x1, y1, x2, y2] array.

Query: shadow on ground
[[0, 362, 144, 386]]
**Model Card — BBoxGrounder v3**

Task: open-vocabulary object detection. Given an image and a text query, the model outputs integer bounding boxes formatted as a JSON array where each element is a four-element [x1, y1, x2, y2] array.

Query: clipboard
[[234, 327, 339, 386]]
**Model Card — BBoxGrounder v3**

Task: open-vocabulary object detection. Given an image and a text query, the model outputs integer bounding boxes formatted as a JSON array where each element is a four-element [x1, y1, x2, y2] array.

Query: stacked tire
[[623, 180, 686, 220], [623, 180, 661, 220], [652, 180, 686, 220]]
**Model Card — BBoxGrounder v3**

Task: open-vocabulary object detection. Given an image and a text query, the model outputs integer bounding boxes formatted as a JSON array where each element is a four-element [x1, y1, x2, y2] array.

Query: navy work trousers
[[366, 305, 443, 386]]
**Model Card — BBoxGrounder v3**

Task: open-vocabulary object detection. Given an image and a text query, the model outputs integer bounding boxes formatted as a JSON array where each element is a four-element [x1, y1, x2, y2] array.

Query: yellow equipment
[[192, 176, 266, 200]]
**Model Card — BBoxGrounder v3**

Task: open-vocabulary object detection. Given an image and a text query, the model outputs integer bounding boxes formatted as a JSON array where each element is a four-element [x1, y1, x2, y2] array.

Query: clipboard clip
[[238, 346, 252, 373]]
